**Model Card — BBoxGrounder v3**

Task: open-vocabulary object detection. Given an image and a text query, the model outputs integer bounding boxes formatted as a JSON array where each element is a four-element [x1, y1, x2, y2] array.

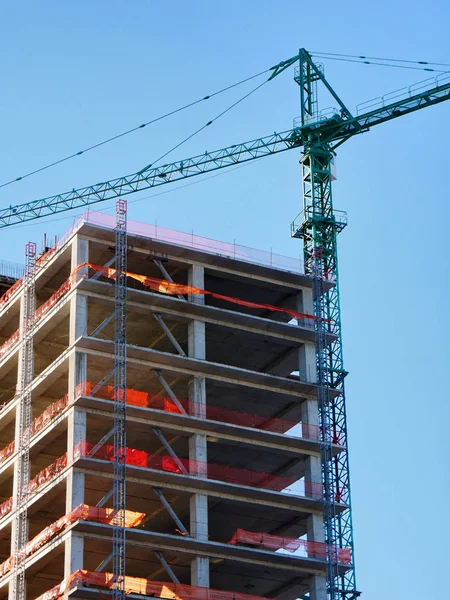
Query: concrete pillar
[[301, 399, 326, 600], [297, 291, 316, 383], [65, 236, 88, 577], [308, 572, 327, 600], [188, 265, 209, 587]]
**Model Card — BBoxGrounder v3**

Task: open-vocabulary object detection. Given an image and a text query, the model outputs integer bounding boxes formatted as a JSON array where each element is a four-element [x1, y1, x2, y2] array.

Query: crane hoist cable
[[0, 65, 272, 191], [311, 50, 450, 68], [311, 53, 449, 72]]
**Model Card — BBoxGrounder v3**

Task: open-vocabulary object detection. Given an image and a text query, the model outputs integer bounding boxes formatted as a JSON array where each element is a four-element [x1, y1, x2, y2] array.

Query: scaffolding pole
[[113, 200, 127, 600], [12, 242, 36, 600]]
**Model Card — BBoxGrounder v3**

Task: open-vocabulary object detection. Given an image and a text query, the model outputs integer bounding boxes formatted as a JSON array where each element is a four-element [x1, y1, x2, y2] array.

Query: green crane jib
[[1, 50, 449, 227], [3, 50, 450, 600]]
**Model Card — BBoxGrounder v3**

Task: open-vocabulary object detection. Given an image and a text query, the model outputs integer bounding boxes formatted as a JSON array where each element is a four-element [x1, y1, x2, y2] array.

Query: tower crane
[[2, 49, 450, 600]]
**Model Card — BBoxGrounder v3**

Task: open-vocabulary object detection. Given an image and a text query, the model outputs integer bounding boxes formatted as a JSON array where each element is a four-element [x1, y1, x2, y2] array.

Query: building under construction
[[0, 207, 353, 600], [1, 42, 449, 600]]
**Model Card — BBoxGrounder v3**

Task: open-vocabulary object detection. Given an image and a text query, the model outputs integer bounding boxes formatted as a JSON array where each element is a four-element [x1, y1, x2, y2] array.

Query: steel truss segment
[[112, 199, 127, 600], [12, 241, 37, 600], [0, 132, 303, 227]]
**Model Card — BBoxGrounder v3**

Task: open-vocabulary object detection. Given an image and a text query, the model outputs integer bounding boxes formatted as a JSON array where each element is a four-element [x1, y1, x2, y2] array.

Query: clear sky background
[[1, 2, 449, 598]]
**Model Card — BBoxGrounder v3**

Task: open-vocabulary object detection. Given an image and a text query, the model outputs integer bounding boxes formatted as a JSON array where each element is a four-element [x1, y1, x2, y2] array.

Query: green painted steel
[[292, 49, 359, 600], [1, 59, 449, 228]]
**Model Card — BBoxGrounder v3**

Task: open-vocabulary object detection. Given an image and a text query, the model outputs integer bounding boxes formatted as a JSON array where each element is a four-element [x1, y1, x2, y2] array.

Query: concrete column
[[65, 236, 88, 577], [68, 235, 89, 400], [188, 265, 209, 587], [297, 291, 316, 383], [301, 399, 326, 600]]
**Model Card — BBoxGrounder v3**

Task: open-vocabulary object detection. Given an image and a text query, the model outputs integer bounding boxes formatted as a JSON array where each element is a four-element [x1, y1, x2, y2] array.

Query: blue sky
[[1, 2, 450, 598]]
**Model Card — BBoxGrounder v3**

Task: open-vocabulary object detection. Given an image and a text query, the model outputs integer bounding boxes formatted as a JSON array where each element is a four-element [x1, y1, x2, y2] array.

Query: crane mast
[[3, 48, 450, 600], [292, 49, 357, 600]]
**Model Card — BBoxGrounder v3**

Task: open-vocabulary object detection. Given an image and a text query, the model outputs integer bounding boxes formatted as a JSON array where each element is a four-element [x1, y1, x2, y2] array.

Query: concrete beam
[[78, 224, 333, 293], [75, 336, 335, 401], [78, 278, 335, 346], [74, 456, 348, 515], [73, 395, 325, 456], [73, 521, 339, 576]]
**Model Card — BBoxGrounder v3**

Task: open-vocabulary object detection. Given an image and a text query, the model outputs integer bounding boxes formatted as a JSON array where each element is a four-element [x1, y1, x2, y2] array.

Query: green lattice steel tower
[[291, 49, 357, 600]]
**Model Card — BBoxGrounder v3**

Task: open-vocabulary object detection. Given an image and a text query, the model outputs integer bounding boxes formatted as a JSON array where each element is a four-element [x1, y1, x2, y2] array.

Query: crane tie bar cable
[[0, 66, 272, 191]]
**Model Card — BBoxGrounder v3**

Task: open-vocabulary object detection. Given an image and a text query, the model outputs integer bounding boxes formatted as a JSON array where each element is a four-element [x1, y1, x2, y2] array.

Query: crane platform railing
[[356, 71, 450, 115]]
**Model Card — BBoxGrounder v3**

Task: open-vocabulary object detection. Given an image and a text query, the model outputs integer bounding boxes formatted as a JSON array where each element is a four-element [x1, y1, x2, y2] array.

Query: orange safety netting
[[0, 440, 14, 467], [0, 504, 145, 578], [81, 262, 319, 323], [0, 395, 68, 468], [0, 247, 58, 310], [74, 441, 322, 497], [27, 454, 67, 495], [0, 270, 80, 361], [0, 330, 20, 361], [0, 454, 68, 522], [34, 570, 275, 600], [0, 497, 12, 520], [77, 382, 344, 445], [0, 277, 23, 308], [34, 275, 76, 322], [27, 394, 69, 438], [0, 257, 320, 366], [228, 528, 352, 565], [77, 382, 307, 438]]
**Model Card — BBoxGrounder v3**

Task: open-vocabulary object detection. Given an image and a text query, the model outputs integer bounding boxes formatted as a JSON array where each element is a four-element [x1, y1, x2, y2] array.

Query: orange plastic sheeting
[[81, 262, 318, 323], [0, 505, 145, 580], [74, 441, 320, 496], [0, 440, 14, 466], [229, 528, 352, 565], [34, 569, 274, 600]]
